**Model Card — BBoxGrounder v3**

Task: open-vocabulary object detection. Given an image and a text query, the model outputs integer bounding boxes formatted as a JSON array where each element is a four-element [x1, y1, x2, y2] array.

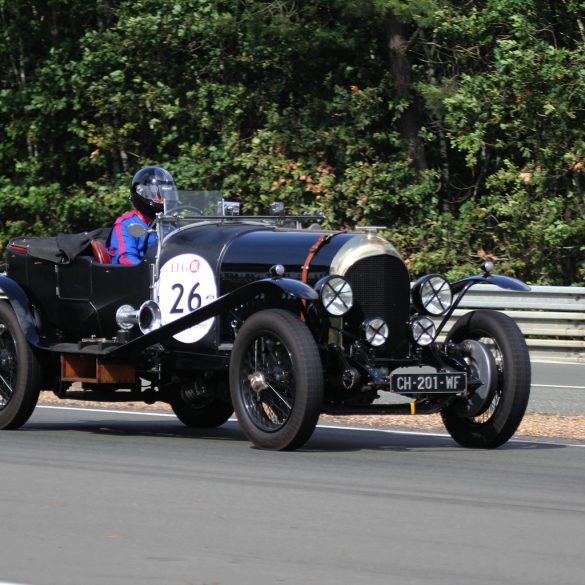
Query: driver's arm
[[109, 219, 143, 265]]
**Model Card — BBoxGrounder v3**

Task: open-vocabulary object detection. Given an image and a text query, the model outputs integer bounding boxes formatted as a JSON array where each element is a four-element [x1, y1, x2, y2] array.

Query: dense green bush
[[0, 0, 583, 283]]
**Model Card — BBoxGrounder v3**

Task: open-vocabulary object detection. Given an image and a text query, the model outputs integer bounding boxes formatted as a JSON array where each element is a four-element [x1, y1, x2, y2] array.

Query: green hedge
[[0, 0, 583, 283]]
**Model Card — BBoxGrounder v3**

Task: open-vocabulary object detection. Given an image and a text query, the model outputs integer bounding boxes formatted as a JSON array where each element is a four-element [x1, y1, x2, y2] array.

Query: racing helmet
[[130, 166, 177, 220]]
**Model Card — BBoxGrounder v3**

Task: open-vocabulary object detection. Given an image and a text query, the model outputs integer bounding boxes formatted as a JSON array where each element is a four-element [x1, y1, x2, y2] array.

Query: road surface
[[0, 405, 583, 585]]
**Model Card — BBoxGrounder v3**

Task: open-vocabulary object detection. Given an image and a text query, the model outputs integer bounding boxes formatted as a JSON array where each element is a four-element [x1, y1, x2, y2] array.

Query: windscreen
[[164, 190, 224, 217]]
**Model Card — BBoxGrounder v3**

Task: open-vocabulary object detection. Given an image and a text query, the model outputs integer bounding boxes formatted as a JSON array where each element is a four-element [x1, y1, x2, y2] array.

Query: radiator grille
[[344, 255, 411, 357]]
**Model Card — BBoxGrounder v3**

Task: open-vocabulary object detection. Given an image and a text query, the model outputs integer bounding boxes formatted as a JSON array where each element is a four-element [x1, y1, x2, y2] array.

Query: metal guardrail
[[444, 285, 585, 363], [1, 267, 582, 361]]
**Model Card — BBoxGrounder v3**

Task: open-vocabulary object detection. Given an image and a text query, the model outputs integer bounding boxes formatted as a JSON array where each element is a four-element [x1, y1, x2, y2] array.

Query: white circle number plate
[[158, 253, 217, 343]]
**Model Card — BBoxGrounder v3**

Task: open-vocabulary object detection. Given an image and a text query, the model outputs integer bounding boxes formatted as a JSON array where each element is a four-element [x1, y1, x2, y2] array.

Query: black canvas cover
[[10, 227, 111, 264]]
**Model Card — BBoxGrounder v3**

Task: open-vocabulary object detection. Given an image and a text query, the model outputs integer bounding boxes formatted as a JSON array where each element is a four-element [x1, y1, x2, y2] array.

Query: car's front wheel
[[0, 301, 42, 429], [229, 309, 323, 450], [441, 309, 531, 448]]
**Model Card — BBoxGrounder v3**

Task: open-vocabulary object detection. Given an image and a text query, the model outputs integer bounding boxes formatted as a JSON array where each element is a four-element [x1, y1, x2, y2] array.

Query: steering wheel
[[168, 205, 205, 217]]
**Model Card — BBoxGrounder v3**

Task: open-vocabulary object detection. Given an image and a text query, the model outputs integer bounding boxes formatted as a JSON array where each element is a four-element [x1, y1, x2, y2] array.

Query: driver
[[108, 166, 177, 264]]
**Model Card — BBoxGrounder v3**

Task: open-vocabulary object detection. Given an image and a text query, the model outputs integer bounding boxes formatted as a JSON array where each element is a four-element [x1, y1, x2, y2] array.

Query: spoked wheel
[[0, 302, 42, 430], [170, 372, 233, 428], [230, 309, 323, 450], [441, 309, 531, 448]]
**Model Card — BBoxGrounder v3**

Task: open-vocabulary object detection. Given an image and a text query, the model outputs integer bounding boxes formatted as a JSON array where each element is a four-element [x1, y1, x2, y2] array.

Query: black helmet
[[130, 166, 177, 220]]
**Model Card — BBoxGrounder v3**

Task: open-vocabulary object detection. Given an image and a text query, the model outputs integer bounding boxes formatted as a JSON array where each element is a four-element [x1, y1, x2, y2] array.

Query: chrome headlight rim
[[412, 274, 453, 316], [314, 275, 354, 317], [116, 304, 137, 331], [409, 316, 437, 347], [362, 317, 389, 347]]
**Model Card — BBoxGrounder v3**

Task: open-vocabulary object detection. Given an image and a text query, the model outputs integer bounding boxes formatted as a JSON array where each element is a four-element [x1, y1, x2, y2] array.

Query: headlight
[[410, 316, 436, 346], [412, 274, 453, 316], [116, 304, 137, 330], [315, 275, 354, 316], [362, 318, 389, 347]]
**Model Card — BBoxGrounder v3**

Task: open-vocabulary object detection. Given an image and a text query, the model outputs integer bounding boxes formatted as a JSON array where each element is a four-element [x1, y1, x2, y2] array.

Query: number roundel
[[158, 253, 217, 343]]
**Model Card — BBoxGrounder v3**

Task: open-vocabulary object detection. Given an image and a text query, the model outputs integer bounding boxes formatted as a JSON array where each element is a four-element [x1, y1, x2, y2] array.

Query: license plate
[[391, 372, 467, 393]]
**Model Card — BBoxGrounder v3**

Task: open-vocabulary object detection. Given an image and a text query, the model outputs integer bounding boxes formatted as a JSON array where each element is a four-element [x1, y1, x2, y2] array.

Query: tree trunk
[[385, 11, 427, 171]]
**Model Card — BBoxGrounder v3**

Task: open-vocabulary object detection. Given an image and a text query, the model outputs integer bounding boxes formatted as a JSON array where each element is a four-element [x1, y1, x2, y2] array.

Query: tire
[[0, 301, 42, 430], [441, 309, 531, 448], [229, 309, 323, 450], [170, 373, 233, 428]]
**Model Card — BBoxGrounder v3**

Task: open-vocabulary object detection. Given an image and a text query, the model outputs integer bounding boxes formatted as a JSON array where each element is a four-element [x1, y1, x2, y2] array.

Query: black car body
[[0, 191, 531, 450]]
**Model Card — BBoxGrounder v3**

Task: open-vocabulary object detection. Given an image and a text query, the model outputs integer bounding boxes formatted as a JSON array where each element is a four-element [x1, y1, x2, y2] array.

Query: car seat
[[90, 239, 112, 264]]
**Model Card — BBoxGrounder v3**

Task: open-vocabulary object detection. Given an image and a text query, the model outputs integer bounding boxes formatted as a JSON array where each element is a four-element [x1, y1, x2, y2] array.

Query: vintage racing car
[[0, 191, 531, 450]]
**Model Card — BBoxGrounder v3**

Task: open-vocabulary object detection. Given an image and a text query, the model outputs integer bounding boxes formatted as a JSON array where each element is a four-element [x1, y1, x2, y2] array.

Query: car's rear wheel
[[441, 309, 531, 448], [170, 372, 233, 428], [0, 302, 42, 430], [230, 309, 323, 450]]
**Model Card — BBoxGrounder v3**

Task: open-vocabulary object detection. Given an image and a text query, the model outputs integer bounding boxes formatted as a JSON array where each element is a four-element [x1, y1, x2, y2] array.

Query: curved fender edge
[[0, 275, 41, 345], [452, 274, 530, 293], [270, 277, 319, 300], [486, 274, 531, 292], [107, 277, 316, 356]]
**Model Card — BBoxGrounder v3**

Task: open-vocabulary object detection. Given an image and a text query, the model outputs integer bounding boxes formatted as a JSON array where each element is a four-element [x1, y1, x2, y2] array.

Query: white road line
[[317, 422, 585, 448], [533, 384, 585, 390], [36, 405, 585, 448], [532, 359, 585, 366], [38, 404, 176, 417]]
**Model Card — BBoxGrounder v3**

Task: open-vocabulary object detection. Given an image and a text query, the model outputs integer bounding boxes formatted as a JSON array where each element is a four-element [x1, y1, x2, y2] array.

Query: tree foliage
[[0, 0, 583, 283]]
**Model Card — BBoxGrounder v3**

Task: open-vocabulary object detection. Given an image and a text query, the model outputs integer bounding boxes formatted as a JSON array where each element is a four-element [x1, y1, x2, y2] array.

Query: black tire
[[229, 309, 323, 450], [170, 373, 233, 428], [441, 309, 531, 448], [0, 301, 42, 430]]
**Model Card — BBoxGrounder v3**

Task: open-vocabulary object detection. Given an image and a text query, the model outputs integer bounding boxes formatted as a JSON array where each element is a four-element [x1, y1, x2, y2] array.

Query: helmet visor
[[139, 181, 177, 202]]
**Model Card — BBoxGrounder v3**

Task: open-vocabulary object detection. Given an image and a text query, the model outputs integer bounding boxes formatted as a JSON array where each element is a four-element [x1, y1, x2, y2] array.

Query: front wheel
[[441, 309, 531, 448], [229, 309, 323, 450], [0, 301, 42, 429]]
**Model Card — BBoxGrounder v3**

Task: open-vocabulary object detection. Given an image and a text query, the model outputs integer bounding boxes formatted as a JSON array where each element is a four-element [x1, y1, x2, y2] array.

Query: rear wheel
[[170, 373, 233, 428], [441, 309, 531, 448], [0, 302, 42, 429], [230, 309, 323, 450]]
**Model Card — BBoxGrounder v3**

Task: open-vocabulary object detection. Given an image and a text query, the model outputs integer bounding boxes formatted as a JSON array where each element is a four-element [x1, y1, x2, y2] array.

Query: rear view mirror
[[128, 223, 147, 238]]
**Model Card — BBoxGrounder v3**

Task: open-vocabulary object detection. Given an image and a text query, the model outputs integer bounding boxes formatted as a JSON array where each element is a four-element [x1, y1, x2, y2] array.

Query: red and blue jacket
[[108, 209, 157, 265]]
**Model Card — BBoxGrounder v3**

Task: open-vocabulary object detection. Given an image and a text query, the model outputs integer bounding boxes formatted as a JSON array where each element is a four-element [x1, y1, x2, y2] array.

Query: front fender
[[107, 277, 316, 356], [271, 277, 319, 300], [433, 273, 530, 340], [0, 275, 41, 345], [452, 274, 530, 294]]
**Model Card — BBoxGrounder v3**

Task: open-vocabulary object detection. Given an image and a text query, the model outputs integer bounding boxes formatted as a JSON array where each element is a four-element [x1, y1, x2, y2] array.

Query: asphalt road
[[1, 406, 584, 585], [529, 361, 585, 415]]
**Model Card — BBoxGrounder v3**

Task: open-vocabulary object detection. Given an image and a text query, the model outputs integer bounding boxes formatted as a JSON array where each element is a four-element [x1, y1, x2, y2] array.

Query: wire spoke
[[0, 371, 14, 401], [263, 380, 292, 411], [241, 332, 295, 431]]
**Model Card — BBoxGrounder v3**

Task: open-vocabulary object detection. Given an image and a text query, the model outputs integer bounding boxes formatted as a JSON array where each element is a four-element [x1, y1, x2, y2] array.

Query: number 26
[[170, 282, 201, 314]]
